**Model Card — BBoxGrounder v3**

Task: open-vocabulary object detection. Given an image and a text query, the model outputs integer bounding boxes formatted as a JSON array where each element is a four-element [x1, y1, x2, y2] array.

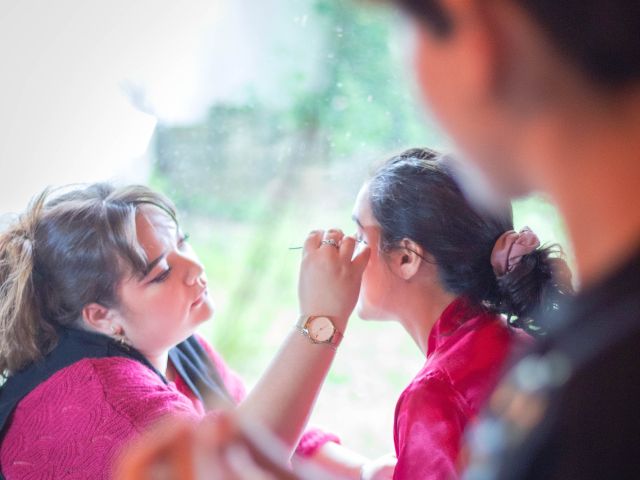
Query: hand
[[115, 413, 299, 480], [360, 453, 397, 480], [298, 229, 370, 330]]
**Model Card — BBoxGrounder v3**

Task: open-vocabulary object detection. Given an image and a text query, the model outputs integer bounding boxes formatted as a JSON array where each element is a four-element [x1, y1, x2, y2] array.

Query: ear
[[387, 239, 426, 281], [82, 303, 120, 335]]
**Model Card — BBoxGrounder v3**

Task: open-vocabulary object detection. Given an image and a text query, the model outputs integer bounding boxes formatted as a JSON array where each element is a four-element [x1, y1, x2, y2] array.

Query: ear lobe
[[388, 239, 425, 281], [82, 303, 117, 335]]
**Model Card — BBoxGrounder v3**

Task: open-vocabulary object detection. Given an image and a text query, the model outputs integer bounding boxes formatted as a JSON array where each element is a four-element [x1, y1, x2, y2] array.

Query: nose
[[184, 256, 206, 287]]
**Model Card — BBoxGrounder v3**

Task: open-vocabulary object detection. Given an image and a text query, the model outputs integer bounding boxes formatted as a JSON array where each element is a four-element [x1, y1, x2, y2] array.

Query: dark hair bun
[[496, 245, 574, 336]]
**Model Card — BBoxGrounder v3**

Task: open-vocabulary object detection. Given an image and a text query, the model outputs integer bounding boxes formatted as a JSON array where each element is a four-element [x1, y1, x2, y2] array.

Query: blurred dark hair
[[391, 0, 640, 88], [0, 183, 178, 377], [368, 148, 574, 335]]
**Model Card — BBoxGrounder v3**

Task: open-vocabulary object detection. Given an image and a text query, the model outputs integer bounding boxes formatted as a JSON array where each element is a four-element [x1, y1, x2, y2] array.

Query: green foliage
[[284, 0, 437, 157]]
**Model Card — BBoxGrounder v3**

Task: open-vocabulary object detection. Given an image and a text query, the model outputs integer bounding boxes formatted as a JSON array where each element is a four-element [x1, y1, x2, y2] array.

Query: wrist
[[298, 307, 349, 327], [295, 314, 345, 350]]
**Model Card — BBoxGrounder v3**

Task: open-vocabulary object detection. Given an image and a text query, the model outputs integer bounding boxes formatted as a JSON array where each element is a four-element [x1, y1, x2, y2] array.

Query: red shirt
[[393, 298, 526, 480]]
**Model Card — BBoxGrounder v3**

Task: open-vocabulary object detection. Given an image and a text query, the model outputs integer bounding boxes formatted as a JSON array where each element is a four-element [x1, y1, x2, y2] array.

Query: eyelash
[[355, 233, 368, 245], [149, 233, 190, 283], [178, 232, 190, 247], [151, 267, 172, 283]]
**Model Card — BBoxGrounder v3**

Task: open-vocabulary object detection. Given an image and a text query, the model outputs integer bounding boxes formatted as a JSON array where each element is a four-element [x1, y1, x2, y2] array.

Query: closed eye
[[151, 267, 172, 283], [178, 232, 190, 249]]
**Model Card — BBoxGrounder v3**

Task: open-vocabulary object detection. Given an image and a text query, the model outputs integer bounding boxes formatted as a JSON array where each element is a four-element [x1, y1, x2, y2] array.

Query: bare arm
[[237, 229, 370, 455]]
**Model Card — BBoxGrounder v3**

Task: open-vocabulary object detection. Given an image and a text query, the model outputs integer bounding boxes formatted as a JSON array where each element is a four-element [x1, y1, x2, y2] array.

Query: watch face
[[308, 316, 335, 342]]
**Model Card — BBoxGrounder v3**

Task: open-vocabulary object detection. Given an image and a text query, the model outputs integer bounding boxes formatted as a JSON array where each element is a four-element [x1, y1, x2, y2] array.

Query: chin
[[188, 304, 213, 329], [203, 299, 215, 320], [356, 301, 388, 322]]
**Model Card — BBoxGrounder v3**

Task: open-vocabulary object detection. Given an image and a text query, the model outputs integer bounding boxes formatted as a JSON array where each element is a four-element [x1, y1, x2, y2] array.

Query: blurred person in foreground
[[388, 1, 640, 478], [118, 0, 640, 478]]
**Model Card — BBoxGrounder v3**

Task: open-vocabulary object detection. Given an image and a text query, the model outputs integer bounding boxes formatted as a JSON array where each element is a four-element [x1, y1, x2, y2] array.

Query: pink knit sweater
[[0, 336, 338, 479]]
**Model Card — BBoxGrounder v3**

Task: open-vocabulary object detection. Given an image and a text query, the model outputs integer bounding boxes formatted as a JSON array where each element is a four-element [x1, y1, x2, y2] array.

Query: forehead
[[135, 206, 177, 254]]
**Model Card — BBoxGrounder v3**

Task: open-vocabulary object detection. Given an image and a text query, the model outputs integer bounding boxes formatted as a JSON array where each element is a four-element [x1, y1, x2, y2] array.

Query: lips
[[191, 288, 207, 308]]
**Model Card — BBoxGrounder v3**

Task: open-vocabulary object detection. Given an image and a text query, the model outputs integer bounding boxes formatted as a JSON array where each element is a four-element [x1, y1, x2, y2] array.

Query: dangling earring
[[110, 325, 129, 349], [117, 335, 129, 348]]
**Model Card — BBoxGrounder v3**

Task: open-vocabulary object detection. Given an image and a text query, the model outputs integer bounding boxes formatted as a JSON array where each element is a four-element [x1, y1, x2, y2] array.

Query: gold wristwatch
[[295, 315, 343, 350]]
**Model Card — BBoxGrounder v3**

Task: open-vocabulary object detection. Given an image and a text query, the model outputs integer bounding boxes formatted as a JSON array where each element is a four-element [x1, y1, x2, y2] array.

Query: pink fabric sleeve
[[94, 357, 202, 429], [393, 371, 470, 480], [0, 357, 201, 480], [295, 427, 341, 458]]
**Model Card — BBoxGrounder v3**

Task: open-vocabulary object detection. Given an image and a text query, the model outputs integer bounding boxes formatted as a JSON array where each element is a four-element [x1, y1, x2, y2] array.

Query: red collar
[[427, 297, 485, 357]]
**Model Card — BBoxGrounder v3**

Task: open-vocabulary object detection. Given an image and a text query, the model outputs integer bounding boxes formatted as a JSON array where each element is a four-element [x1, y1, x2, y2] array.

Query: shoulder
[[481, 327, 640, 479], [548, 328, 640, 472], [397, 368, 470, 419], [431, 312, 516, 371], [19, 357, 198, 426], [7, 358, 114, 416], [18, 357, 199, 427], [432, 312, 525, 411], [1, 357, 197, 478], [5, 357, 199, 439], [88, 357, 201, 426]]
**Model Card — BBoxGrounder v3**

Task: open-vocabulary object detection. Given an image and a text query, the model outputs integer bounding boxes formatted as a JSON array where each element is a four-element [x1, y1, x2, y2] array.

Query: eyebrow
[[351, 214, 364, 229], [144, 253, 167, 276]]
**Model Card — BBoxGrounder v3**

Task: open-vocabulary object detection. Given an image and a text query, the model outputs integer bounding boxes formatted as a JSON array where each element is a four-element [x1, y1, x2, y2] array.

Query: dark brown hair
[[0, 183, 178, 378], [369, 148, 574, 334], [390, 0, 640, 88]]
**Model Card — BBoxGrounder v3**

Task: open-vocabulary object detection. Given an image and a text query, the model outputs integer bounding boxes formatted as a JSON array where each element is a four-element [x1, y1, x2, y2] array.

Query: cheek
[[144, 292, 175, 318], [415, 34, 449, 118], [358, 253, 391, 318], [362, 261, 382, 299], [128, 287, 183, 332]]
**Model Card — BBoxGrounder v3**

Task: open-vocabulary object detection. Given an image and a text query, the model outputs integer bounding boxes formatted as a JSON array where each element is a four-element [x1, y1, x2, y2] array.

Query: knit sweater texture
[[0, 335, 337, 479]]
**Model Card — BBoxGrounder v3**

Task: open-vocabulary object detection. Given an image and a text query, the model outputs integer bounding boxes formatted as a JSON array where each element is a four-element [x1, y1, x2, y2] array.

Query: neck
[[523, 89, 640, 288], [145, 351, 170, 378], [393, 280, 455, 357]]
